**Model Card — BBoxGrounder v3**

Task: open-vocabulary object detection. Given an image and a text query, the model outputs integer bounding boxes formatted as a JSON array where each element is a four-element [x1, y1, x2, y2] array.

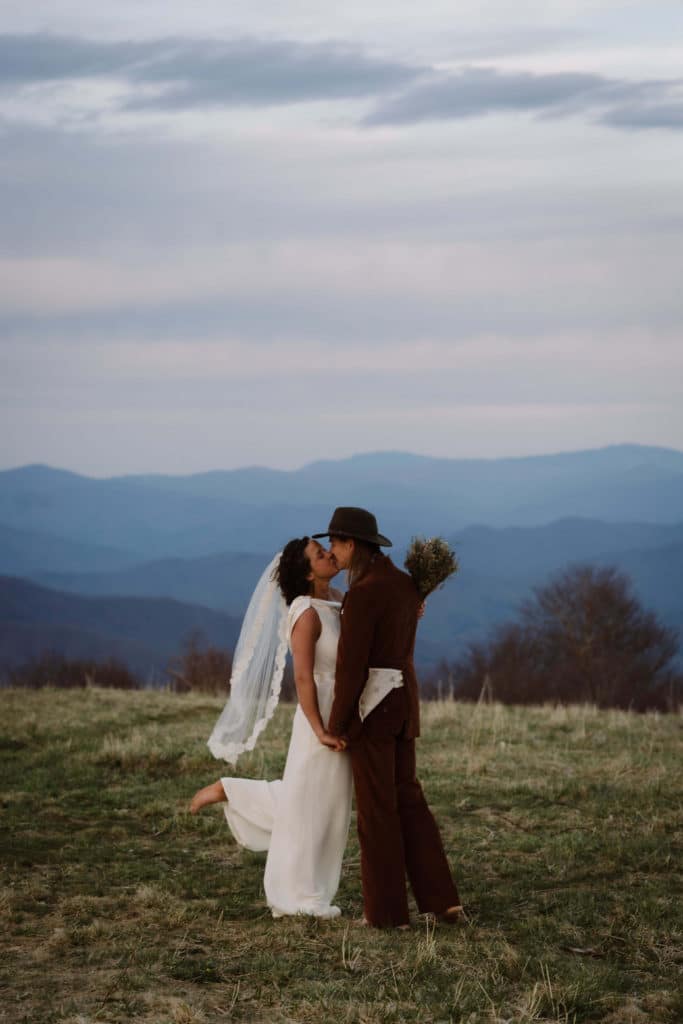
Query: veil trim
[[207, 552, 288, 764]]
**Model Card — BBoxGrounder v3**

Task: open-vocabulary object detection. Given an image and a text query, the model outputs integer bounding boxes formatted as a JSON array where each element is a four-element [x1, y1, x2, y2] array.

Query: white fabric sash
[[358, 667, 404, 722]]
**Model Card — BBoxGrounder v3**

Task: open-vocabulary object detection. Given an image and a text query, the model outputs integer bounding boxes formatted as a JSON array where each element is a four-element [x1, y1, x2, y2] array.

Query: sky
[[1, 2, 683, 475]]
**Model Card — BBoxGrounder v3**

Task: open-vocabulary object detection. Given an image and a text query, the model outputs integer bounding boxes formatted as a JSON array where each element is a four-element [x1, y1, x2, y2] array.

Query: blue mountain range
[[1, 444, 681, 675]]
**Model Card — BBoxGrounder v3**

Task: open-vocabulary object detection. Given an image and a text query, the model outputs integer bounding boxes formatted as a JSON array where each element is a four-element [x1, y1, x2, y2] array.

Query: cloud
[[0, 32, 423, 108], [364, 66, 683, 129], [0, 33, 158, 83], [3, 32, 683, 133], [601, 101, 683, 130], [127, 39, 423, 110]]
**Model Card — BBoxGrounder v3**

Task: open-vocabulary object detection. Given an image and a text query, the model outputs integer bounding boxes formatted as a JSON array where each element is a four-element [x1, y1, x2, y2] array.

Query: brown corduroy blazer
[[328, 553, 421, 740]]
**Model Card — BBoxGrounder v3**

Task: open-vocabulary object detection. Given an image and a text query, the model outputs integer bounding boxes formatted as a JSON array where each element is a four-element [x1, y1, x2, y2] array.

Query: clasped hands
[[317, 729, 348, 752]]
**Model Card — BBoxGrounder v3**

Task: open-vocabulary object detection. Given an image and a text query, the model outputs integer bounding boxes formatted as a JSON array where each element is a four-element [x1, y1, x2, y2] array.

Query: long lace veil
[[207, 552, 288, 764]]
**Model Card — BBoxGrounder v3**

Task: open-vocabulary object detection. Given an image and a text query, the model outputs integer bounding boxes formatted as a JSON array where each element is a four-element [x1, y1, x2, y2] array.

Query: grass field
[[1, 688, 681, 1024]]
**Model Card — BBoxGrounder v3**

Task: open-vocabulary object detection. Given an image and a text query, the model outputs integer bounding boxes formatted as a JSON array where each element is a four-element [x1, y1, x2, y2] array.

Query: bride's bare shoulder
[[289, 600, 321, 644]]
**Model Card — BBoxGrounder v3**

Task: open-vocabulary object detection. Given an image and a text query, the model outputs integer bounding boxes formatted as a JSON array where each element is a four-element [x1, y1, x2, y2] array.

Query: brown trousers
[[350, 730, 461, 927]]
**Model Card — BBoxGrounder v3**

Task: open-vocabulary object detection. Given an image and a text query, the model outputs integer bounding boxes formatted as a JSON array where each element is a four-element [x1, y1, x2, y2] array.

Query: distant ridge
[[1, 446, 682, 672], [16, 518, 683, 670], [0, 575, 240, 678], [37, 551, 270, 616], [2, 445, 682, 558], [3, 443, 682, 482], [303, 442, 683, 469], [0, 523, 138, 576]]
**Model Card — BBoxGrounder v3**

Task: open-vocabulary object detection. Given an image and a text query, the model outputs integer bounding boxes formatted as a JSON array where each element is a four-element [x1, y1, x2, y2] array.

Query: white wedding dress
[[219, 596, 352, 918]]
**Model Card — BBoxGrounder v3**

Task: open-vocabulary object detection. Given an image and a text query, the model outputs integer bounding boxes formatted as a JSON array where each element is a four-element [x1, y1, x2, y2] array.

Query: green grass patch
[[1, 689, 681, 1023]]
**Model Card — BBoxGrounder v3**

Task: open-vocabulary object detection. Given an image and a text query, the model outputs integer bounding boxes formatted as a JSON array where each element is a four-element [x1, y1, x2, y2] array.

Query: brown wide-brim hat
[[313, 506, 392, 547]]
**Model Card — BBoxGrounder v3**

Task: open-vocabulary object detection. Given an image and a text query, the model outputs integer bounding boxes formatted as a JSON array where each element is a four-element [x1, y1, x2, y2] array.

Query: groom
[[314, 507, 462, 928]]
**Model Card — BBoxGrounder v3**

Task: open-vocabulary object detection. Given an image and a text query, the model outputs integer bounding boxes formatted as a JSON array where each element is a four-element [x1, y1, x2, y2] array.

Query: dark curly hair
[[272, 536, 312, 605]]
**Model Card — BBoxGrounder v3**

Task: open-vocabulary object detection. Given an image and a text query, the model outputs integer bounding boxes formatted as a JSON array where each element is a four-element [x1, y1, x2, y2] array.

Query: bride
[[189, 537, 353, 919]]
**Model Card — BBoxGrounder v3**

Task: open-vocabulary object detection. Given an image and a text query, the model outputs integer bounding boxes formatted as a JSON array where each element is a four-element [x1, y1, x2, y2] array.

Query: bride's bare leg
[[189, 780, 227, 815]]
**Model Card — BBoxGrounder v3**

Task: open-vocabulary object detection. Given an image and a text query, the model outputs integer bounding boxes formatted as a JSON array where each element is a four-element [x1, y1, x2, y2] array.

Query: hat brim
[[312, 530, 392, 547]]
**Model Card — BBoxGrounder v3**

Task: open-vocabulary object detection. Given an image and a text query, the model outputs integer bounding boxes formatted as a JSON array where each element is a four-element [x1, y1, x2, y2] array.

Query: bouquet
[[404, 536, 459, 600]]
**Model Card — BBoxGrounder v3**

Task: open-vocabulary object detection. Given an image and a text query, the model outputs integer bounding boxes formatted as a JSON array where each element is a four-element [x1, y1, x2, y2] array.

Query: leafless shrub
[[437, 565, 681, 711], [6, 652, 140, 690], [166, 630, 233, 694]]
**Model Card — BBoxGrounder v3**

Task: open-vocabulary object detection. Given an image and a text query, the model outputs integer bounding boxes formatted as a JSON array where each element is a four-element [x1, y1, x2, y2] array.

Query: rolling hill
[[19, 519, 683, 670], [0, 576, 240, 680], [1, 445, 682, 560], [1, 446, 682, 675], [0, 523, 138, 576]]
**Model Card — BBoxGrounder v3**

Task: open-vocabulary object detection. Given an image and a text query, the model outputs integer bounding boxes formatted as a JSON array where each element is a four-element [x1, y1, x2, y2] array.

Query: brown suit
[[329, 553, 460, 927]]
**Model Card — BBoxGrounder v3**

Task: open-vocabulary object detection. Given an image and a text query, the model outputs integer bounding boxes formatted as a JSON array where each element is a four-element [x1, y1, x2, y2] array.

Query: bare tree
[[447, 565, 680, 710], [167, 631, 233, 695]]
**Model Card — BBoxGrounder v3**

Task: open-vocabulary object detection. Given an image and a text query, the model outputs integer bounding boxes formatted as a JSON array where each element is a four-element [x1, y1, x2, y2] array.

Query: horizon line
[[1, 441, 683, 481]]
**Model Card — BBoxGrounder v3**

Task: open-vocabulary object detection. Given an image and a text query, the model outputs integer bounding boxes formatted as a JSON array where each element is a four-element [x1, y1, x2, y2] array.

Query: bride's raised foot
[[189, 780, 227, 815]]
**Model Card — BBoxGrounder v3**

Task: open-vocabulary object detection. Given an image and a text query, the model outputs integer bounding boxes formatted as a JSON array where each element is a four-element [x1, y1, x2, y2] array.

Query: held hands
[[317, 729, 347, 752]]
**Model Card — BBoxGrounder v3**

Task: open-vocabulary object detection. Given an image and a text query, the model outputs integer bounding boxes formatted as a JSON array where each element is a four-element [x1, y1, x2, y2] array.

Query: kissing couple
[[190, 506, 463, 928]]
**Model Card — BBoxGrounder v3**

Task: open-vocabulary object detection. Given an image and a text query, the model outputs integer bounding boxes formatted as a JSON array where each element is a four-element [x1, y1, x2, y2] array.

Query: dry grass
[[1, 688, 682, 1023]]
